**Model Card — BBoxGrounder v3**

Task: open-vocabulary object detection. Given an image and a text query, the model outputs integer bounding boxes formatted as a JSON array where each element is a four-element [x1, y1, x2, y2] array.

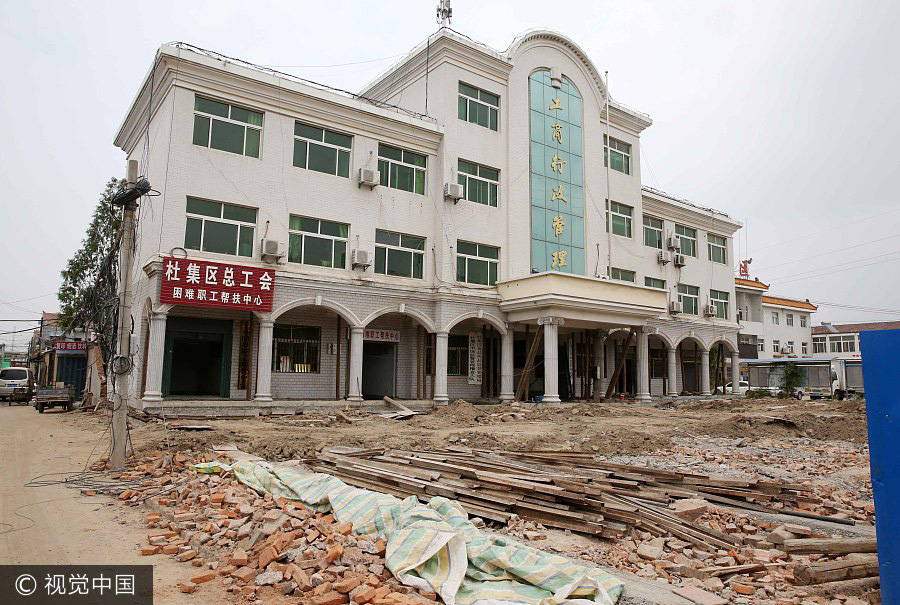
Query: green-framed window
[[605, 200, 633, 238], [192, 96, 262, 158], [457, 160, 499, 207], [377, 144, 426, 194], [604, 135, 631, 175], [273, 325, 320, 373], [710, 289, 729, 319], [458, 82, 499, 131], [678, 284, 700, 315], [374, 229, 425, 278], [184, 197, 256, 257], [708, 233, 727, 264], [288, 216, 349, 269], [293, 122, 352, 178], [645, 276, 666, 289], [447, 334, 468, 376], [643, 216, 663, 249], [676, 225, 698, 257], [608, 267, 635, 283], [456, 241, 499, 286]]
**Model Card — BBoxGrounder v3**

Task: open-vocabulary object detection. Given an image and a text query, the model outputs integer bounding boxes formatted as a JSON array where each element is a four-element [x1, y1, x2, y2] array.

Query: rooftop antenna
[[436, 0, 452, 27]]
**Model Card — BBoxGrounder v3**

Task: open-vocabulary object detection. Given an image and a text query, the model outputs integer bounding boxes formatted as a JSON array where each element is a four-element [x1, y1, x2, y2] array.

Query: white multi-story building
[[811, 321, 900, 358], [114, 30, 743, 410], [735, 278, 816, 359]]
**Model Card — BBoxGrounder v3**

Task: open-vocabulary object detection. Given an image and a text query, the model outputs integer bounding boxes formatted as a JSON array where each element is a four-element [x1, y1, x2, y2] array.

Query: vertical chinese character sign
[[529, 70, 585, 274]]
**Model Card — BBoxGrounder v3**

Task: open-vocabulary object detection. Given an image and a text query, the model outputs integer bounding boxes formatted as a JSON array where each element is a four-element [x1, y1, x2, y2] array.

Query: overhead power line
[[751, 206, 900, 254], [768, 255, 900, 286], [262, 53, 406, 69], [755, 233, 900, 276]]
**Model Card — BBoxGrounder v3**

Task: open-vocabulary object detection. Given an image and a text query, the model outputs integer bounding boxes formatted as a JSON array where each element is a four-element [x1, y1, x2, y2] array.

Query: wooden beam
[[782, 537, 878, 555], [793, 555, 879, 585], [605, 328, 636, 400], [515, 328, 544, 403]]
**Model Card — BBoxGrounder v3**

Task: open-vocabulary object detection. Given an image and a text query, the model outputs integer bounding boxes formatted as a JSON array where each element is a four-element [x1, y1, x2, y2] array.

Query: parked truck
[[745, 357, 864, 399]]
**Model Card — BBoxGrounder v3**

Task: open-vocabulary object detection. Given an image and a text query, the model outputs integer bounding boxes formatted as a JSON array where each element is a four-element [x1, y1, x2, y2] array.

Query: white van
[[0, 367, 34, 402]]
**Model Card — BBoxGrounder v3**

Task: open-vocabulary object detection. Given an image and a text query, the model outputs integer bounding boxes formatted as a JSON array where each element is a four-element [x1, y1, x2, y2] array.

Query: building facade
[[735, 278, 816, 360], [114, 30, 742, 409], [811, 321, 900, 359]]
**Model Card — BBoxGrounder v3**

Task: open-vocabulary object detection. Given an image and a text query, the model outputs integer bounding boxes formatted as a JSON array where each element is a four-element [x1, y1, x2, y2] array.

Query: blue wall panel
[[859, 328, 900, 603]]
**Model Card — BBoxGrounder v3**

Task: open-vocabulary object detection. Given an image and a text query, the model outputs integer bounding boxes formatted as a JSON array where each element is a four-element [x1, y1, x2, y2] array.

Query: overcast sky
[[1, 0, 898, 350]]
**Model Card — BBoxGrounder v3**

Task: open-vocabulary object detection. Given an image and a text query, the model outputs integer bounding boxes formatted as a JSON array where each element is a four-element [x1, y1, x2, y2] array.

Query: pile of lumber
[[309, 448, 845, 550]]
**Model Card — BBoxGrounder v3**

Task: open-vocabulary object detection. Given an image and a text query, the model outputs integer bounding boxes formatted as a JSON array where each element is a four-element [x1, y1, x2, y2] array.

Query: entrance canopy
[[496, 272, 667, 328]]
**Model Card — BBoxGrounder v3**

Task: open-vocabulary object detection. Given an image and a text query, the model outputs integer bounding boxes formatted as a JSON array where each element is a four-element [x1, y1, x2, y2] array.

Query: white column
[[700, 349, 711, 396], [499, 326, 515, 403], [666, 347, 678, 397], [636, 328, 651, 402], [141, 310, 167, 403], [539, 317, 563, 406], [347, 326, 363, 402], [592, 331, 605, 402], [434, 331, 449, 404], [731, 352, 741, 396], [254, 319, 274, 402]]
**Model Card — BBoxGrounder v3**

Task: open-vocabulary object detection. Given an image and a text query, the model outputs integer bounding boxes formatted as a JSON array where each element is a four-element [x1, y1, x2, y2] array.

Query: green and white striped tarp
[[225, 460, 623, 605]]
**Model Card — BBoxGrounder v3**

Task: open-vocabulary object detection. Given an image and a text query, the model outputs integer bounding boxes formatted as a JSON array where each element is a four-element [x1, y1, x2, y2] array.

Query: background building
[[114, 30, 743, 410], [736, 278, 816, 360], [811, 320, 900, 359]]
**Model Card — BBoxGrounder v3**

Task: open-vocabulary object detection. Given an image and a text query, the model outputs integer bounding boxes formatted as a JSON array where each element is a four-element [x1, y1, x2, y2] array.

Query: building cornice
[[642, 192, 742, 235]]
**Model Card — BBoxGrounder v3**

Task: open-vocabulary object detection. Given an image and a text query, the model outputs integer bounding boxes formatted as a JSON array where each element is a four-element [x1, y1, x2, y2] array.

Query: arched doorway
[[360, 307, 436, 400], [676, 336, 707, 395]]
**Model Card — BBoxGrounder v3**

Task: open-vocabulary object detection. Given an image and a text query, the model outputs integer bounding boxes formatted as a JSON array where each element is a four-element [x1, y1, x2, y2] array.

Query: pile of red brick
[[103, 451, 439, 604]]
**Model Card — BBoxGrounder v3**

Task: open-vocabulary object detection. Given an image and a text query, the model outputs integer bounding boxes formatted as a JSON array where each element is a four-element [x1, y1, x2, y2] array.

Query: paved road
[[0, 404, 229, 603]]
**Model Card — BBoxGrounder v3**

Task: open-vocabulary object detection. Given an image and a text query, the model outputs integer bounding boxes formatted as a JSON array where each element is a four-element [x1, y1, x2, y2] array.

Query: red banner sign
[[363, 329, 400, 343], [160, 257, 275, 312], [55, 341, 87, 351]]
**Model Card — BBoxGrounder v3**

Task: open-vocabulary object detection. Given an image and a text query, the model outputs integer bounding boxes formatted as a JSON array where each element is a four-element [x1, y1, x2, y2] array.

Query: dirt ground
[[2, 396, 875, 604], [0, 404, 232, 604]]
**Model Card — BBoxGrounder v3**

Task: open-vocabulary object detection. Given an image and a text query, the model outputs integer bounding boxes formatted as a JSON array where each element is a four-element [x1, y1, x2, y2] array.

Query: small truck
[[33, 385, 75, 413]]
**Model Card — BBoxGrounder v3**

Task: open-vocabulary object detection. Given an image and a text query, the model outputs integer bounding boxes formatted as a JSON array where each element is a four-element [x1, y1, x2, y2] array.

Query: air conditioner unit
[[351, 248, 371, 269], [444, 182, 464, 201], [260, 238, 285, 262], [667, 235, 682, 251], [657, 250, 670, 264], [358, 168, 380, 188], [673, 253, 687, 267], [669, 301, 683, 314], [704, 303, 717, 317]]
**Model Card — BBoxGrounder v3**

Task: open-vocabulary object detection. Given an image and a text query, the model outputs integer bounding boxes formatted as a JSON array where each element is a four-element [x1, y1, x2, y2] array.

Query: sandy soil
[[106, 397, 868, 463], [0, 404, 233, 604]]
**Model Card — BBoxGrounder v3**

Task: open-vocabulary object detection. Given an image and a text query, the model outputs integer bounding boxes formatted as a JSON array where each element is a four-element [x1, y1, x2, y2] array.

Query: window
[[786, 313, 794, 327], [184, 197, 256, 257], [758, 339, 765, 353], [787, 341, 795, 354], [771, 311, 780, 325], [801, 342, 808, 355], [288, 216, 348, 269], [375, 229, 425, 279], [378, 144, 426, 194], [649, 348, 665, 379], [813, 336, 826, 353], [273, 325, 320, 373], [676, 225, 697, 257], [708, 233, 727, 264], [830, 335, 856, 353], [800, 315, 808, 328], [293, 122, 351, 177], [447, 335, 468, 376], [606, 201, 633, 238], [645, 277, 666, 289], [608, 267, 635, 282], [458, 160, 499, 207], [678, 284, 700, 315], [603, 135, 631, 175], [643, 216, 664, 249], [456, 241, 499, 286], [192, 96, 262, 158], [710, 289, 729, 319], [458, 82, 499, 131]]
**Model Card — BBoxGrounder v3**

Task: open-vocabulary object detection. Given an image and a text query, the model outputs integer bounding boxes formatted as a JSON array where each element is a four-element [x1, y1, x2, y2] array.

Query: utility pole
[[110, 159, 143, 469]]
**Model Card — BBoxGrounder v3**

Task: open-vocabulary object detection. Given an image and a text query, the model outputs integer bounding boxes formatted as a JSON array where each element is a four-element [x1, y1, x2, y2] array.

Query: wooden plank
[[793, 556, 879, 585], [782, 537, 878, 555]]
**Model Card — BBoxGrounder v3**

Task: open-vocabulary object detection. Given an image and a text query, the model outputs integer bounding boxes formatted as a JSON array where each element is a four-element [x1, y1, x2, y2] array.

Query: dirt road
[[0, 404, 230, 603]]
